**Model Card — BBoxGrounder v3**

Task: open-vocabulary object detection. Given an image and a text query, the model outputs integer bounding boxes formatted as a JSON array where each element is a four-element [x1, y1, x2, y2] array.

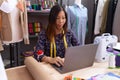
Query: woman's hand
[[42, 56, 64, 67]]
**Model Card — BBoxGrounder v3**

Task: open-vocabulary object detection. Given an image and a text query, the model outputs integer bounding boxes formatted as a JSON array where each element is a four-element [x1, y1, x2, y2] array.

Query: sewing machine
[[94, 33, 118, 62]]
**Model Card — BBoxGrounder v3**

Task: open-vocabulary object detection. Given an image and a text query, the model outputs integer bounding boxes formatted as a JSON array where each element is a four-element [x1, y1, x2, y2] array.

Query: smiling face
[[46, 5, 68, 41], [56, 11, 66, 33]]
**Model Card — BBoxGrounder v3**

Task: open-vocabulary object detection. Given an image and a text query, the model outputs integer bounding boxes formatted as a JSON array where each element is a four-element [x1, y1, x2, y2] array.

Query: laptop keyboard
[[52, 64, 63, 70]]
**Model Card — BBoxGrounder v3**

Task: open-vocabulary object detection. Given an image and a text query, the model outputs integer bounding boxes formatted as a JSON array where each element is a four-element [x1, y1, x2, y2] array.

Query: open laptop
[[52, 44, 98, 74]]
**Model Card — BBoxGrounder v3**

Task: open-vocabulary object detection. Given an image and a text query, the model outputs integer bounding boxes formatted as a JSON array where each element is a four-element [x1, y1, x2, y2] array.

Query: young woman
[[34, 4, 80, 67]]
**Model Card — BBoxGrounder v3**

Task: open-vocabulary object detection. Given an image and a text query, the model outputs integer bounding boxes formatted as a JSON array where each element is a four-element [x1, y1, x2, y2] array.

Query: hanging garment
[[94, 0, 107, 35], [100, 0, 110, 34], [91, 0, 99, 39], [92, 0, 99, 31], [0, 11, 3, 51], [105, 0, 118, 34], [112, 0, 120, 41], [67, 4, 88, 45], [0, 0, 29, 45], [20, 0, 29, 44]]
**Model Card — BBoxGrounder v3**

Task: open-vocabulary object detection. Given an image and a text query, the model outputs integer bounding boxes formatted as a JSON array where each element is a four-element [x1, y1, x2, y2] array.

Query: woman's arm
[[33, 30, 46, 61], [42, 56, 64, 67], [34, 30, 64, 66]]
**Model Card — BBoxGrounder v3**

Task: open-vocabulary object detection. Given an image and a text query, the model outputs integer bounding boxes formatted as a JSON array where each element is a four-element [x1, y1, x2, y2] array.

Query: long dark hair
[[46, 4, 68, 42]]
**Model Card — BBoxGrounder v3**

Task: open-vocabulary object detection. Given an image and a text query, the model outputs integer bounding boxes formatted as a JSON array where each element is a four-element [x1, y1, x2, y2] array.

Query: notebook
[[52, 44, 98, 74]]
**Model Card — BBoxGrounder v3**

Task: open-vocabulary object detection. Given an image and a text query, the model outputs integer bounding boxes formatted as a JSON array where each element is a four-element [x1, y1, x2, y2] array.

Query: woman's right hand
[[42, 56, 64, 67]]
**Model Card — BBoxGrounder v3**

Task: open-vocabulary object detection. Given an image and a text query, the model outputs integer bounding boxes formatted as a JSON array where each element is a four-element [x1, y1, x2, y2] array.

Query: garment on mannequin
[[67, 2, 88, 45], [74, 0, 82, 8], [1, 0, 23, 44], [0, 0, 29, 45]]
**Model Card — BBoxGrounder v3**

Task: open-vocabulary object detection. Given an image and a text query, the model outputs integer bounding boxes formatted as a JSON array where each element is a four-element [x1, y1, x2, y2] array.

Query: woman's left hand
[[44, 56, 64, 67], [51, 57, 64, 67]]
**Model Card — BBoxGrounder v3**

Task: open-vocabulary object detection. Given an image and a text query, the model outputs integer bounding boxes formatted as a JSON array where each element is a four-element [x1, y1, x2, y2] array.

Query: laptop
[[52, 44, 98, 74]]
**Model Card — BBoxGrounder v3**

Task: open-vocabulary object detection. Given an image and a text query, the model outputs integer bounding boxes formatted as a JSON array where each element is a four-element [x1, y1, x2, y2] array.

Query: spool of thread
[[38, 4, 41, 10], [26, 0, 32, 10], [32, 4, 37, 10], [107, 48, 120, 68], [108, 53, 116, 69], [113, 50, 120, 68], [115, 55, 120, 68]]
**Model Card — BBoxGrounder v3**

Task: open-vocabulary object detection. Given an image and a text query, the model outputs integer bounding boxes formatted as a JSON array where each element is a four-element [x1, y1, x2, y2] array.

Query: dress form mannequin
[[0, 0, 29, 45], [67, 0, 87, 45], [3, 8, 23, 44], [0, 0, 29, 66], [1, 0, 23, 44]]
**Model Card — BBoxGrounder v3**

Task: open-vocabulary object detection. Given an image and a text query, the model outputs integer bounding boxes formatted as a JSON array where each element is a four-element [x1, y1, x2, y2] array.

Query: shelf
[[27, 10, 49, 26], [29, 33, 39, 38], [27, 10, 50, 16]]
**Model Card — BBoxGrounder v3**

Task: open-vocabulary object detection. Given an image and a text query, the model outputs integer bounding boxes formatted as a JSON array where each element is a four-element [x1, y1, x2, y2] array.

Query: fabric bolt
[[34, 30, 80, 61], [67, 4, 88, 45]]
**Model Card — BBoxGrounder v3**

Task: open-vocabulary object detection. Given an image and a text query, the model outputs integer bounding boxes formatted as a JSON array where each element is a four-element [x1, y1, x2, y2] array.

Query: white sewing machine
[[94, 33, 118, 62]]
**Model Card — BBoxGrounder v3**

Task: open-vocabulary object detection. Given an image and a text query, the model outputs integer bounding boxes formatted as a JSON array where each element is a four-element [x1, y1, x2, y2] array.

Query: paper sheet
[[24, 57, 58, 80], [0, 54, 8, 80]]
